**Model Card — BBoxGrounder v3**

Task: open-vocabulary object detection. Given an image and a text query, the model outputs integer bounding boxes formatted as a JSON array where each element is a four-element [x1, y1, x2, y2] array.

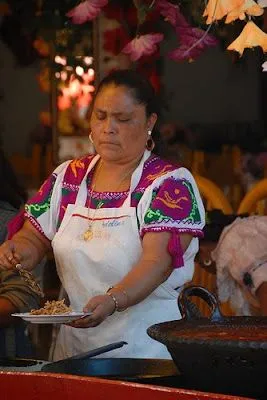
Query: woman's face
[[90, 84, 157, 164]]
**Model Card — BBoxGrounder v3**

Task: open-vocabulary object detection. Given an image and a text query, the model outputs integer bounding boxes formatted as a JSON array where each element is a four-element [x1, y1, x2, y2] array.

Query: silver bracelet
[[106, 287, 128, 312], [106, 292, 119, 315]]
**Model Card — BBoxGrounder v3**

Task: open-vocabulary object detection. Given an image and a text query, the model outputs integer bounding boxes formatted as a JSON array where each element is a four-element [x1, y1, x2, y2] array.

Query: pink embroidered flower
[[122, 33, 164, 62], [150, 178, 192, 221], [66, 0, 108, 24]]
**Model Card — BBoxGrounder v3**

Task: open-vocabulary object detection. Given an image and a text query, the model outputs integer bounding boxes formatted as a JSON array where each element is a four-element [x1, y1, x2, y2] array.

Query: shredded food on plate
[[30, 299, 72, 315]]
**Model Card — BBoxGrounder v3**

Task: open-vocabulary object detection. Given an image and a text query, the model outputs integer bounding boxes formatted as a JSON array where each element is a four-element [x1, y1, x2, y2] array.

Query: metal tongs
[[15, 263, 45, 298]]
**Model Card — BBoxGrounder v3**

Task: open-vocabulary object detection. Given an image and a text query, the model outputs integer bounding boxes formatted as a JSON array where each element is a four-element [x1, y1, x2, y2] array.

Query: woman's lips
[[100, 142, 119, 146]]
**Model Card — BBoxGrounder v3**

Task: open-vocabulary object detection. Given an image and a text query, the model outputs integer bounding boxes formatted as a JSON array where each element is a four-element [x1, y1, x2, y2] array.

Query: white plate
[[11, 311, 92, 324]]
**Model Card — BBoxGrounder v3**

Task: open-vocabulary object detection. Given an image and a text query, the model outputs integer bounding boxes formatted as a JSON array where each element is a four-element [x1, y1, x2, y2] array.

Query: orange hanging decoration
[[225, 0, 264, 23], [227, 20, 267, 55], [203, 0, 244, 24]]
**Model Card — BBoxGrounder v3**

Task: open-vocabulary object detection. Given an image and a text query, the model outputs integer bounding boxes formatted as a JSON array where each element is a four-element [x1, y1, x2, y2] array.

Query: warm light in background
[[54, 55, 95, 112]]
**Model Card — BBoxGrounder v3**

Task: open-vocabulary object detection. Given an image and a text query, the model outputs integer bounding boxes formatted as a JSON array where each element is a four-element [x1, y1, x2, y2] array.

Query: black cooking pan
[[0, 341, 180, 386], [147, 286, 267, 399]]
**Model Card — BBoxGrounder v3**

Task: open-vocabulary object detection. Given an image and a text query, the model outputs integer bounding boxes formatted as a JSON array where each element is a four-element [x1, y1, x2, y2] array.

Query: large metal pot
[[147, 286, 267, 399]]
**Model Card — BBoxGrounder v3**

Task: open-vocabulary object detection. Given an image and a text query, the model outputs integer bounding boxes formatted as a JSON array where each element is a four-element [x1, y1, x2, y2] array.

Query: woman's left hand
[[67, 294, 116, 328]]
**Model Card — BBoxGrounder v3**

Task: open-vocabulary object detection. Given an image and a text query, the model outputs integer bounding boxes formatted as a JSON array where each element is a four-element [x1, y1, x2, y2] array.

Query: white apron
[[51, 151, 193, 361]]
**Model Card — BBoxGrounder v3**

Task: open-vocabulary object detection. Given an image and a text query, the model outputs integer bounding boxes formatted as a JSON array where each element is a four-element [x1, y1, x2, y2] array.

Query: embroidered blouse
[[25, 153, 205, 268]]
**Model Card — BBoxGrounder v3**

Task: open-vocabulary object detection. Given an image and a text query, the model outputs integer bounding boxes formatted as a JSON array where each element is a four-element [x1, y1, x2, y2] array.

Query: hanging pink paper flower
[[156, 0, 186, 27], [122, 33, 164, 62], [168, 44, 202, 61], [66, 0, 108, 24], [227, 20, 267, 55], [225, 0, 263, 23], [203, 0, 244, 24], [169, 25, 218, 62]]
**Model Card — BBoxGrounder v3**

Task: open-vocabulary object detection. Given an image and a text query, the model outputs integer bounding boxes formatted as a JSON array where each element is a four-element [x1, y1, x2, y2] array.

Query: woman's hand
[[68, 294, 116, 328], [0, 221, 50, 271], [0, 240, 22, 270]]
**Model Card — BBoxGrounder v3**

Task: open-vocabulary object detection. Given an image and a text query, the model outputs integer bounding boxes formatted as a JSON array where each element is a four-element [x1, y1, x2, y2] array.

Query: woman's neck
[[102, 155, 142, 176], [92, 155, 142, 192]]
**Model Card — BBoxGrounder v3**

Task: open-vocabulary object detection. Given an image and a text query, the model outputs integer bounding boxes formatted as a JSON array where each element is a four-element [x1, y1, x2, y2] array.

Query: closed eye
[[95, 112, 106, 120], [117, 117, 130, 122]]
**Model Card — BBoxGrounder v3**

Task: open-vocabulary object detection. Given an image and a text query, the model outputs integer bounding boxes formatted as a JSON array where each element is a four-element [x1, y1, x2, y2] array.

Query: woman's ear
[[148, 113, 158, 131]]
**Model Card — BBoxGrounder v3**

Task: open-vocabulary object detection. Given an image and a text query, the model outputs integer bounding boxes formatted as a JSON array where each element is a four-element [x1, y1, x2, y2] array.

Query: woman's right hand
[[0, 240, 22, 270], [0, 221, 50, 271]]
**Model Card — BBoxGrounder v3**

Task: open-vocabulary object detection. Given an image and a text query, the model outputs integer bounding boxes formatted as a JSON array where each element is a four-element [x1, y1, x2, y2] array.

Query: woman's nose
[[103, 116, 116, 134]]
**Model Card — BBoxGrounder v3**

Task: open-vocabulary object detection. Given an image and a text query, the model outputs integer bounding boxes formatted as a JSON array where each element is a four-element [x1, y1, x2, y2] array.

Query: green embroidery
[[132, 191, 143, 202], [25, 199, 51, 218], [182, 180, 201, 223], [145, 208, 165, 224], [62, 188, 71, 196], [96, 200, 105, 209]]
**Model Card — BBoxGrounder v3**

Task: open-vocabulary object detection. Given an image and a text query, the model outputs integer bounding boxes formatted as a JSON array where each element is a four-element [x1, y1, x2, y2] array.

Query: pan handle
[[178, 286, 223, 321], [49, 341, 128, 365], [62, 341, 128, 361]]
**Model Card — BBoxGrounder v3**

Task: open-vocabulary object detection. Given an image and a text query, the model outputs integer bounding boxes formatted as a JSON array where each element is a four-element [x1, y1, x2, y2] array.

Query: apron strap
[[75, 154, 100, 206], [75, 150, 151, 208], [124, 150, 151, 208]]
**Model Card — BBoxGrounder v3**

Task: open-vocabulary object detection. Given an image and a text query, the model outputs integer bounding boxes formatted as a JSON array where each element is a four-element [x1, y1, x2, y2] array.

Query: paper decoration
[[203, 0, 244, 24], [227, 20, 267, 55], [225, 0, 263, 23]]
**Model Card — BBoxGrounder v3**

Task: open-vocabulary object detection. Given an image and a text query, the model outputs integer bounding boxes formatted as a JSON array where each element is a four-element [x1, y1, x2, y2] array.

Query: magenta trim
[[141, 226, 203, 270], [7, 209, 25, 239], [140, 226, 204, 239], [168, 233, 184, 269]]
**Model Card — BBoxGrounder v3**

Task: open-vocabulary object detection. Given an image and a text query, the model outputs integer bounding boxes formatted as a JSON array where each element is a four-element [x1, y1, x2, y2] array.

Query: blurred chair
[[237, 178, 267, 215], [191, 150, 205, 176], [191, 146, 243, 212], [194, 175, 233, 214]]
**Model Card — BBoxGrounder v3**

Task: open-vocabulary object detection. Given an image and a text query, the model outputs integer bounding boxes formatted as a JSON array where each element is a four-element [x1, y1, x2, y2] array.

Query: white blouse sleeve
[[25, 161, 70, 241], [137, 167, 205, 237]]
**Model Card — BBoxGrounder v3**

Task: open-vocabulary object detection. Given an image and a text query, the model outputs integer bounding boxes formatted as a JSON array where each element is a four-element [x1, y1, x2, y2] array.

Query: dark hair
[[95, 69, 160, 118], [0, 149, 27, 209], [92, 69, 166, 155]]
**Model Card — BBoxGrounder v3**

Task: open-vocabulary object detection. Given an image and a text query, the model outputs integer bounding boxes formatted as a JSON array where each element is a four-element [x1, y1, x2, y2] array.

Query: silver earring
[[146, 129, 155, 151], [89, 132, 94, 144]]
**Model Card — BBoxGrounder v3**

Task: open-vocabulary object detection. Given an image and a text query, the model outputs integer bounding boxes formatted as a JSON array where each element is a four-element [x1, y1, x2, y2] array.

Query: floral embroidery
[[25, 173, 56, 218], [70, 159, 86, 178], [156, 188, 189, 210], [184, 180, 201, 224], [144, 178, 200, 225], [25, 154, 204, 239], [145, 164, 174, 182], [25, 197, 51, 218]]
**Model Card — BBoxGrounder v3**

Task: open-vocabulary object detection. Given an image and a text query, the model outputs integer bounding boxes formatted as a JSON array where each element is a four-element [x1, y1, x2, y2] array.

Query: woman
[[0, 70, 205, 360], [212, 216, 267, 316], [0, 149, 41, 357]]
